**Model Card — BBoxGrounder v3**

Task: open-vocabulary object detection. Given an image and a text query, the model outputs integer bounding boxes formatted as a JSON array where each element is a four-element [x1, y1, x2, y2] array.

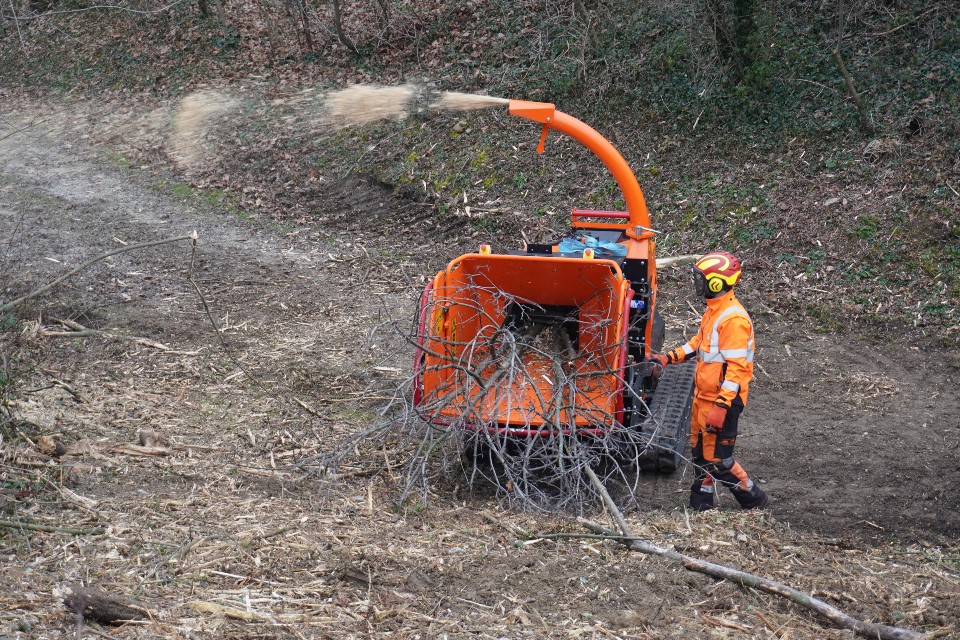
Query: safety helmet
[[693, 251, 742, 298]]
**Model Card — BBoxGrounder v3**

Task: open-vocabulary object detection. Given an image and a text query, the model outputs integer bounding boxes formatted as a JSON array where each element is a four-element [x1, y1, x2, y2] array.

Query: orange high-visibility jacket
[[666, 290, 755, 406]]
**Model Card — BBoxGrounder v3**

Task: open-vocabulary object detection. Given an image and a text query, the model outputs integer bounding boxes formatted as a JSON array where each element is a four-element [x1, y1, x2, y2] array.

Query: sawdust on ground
[[0, 97, 957, 640]]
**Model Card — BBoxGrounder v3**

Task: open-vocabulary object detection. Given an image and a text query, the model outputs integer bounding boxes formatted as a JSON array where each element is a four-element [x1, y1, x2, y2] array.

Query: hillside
[[0, 2, 958, 639], [1, 0, 957, 342]]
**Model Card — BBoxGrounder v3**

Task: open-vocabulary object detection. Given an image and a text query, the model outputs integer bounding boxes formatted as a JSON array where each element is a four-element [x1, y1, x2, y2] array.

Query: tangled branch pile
[[320, 273, 681, 513]]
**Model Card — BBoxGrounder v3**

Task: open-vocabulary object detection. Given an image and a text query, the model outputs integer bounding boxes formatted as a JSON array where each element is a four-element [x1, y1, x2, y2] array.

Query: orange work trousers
[[689, 397, 754, 510]]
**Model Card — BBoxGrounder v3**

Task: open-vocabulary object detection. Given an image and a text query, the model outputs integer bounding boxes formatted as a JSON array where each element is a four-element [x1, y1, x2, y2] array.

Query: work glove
[[645, 353, 668, 368], [645, 353, 668, 376], [705, 403, 728, 433]]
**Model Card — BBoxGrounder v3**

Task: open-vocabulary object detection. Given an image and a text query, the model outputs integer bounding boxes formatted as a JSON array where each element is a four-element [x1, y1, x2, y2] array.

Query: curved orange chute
[[508, 100, 652, 237]]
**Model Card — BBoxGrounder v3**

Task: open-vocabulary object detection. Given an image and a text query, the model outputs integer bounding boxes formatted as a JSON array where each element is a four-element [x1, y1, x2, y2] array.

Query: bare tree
[[329, 0, 358, 52], [703, 0, 757, 81], [256, 0, 284, 59], [372, 0, 390, 30], [829, 0, 876, 134], [197, 0, 229, 40], [285, 0, 316, 52]]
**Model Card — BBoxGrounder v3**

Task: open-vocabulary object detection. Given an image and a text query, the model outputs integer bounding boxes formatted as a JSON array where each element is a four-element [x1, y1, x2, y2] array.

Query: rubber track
[[638, 360, 695, 472]]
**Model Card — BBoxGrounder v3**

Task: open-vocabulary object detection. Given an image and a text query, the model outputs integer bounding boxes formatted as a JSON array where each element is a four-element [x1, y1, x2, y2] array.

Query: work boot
[[732, 480, 768, 509], [689, 480, 716, 512]]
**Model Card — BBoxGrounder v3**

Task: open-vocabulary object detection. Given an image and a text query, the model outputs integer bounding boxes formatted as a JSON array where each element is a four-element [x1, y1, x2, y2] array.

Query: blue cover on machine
[[558, 235, 628, 258]]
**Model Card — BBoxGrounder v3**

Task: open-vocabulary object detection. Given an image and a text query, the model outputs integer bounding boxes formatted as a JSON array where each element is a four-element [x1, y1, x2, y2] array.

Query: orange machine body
[[414, 102, 659, 435]]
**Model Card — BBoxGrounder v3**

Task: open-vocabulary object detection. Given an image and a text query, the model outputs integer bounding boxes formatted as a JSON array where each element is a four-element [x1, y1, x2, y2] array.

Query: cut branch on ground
[[581, 467, 925, 640]]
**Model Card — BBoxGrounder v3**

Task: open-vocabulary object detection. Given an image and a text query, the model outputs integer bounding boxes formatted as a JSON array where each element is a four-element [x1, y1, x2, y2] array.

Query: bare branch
[[0, 518, 102, 535], [581, 521, 924, 640], [5, 0, 25, 53], [0, 233, 197, 312], [831, 48, 875, 134]]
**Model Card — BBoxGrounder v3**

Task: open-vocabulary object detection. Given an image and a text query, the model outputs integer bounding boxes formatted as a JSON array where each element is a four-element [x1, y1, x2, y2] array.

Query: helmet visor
[[693, 268, 708, 298]]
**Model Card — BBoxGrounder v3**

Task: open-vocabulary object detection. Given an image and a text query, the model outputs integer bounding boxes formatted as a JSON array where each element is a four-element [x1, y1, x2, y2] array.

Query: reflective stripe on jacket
[[667, 290, 755, 405]]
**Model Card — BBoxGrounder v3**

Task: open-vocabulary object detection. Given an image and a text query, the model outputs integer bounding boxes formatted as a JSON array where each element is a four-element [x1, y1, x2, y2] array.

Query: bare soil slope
[[0, 104, 957, 638]]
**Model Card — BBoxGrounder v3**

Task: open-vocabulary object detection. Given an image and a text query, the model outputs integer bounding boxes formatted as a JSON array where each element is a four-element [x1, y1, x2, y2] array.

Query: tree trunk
[[284, 0, 315, 52], [197, 0, 228, 39], [829, 0, 875, 134], [704, 0, 757, 81], [831, 48, 875, 134], [210, 0, 227, 29], [330, 0, 357, 52], [258, 0, 283, 59], [705, 0, 739, 74], [373, 0, 390, 30]]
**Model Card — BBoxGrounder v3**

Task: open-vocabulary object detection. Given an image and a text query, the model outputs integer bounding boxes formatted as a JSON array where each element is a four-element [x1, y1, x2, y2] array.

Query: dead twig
[[0, 519, 103, 535], [584, 465, 632, 537], [48, 377, 88, 404], [243, 524, 298, 542], [79, 626, 123, 640], [145, 535, 215, 579], [702, 613, 752, 633], [188, 601, 270, 622], [105, 443, 171, 457], [47, 319, 172, 351], [293, 397, 322, 416]]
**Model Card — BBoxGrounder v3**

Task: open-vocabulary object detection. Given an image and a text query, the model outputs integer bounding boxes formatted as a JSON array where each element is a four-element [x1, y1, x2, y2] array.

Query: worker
[[647, 251, 768, 511]]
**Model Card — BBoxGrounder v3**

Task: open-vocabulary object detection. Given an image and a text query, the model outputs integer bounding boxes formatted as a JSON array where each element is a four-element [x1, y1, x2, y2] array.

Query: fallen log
[[63, 587, 150, 625]]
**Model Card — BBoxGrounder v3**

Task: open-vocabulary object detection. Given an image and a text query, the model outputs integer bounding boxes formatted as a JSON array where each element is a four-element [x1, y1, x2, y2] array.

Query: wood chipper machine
[[412, 100, 694, 472]]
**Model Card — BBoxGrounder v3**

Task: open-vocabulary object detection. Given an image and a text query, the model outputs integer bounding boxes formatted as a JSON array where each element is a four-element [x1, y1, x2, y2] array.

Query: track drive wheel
[[635, 360, 695, 473]]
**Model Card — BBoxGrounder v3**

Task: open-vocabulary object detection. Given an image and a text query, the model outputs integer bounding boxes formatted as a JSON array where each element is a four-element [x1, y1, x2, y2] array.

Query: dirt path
[[1, 110, 957, 638], [0, 109, 408, 404], [653, 283, 960, 543]]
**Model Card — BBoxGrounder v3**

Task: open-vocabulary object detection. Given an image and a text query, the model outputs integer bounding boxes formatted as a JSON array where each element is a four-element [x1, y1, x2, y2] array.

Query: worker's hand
[[645, 353, 668, 372], [705, 403, 728, 433]]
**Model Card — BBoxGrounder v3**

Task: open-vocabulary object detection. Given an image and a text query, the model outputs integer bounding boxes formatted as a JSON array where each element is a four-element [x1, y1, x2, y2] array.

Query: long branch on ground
[[583, 467, 927, 640]]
